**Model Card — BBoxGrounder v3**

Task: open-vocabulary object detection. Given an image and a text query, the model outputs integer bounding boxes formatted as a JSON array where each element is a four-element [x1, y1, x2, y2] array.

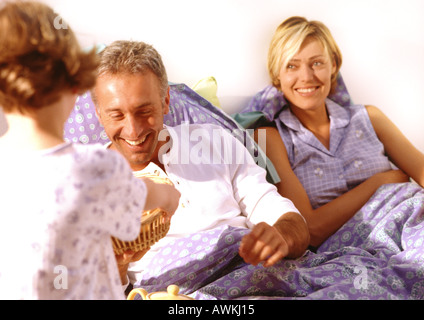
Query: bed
[[64, 74, 424, 300], [137, 182, 424, 300]]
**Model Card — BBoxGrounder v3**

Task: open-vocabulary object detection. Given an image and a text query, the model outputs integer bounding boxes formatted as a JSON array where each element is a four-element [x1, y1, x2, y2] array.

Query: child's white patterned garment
[[0, 142, 146, 299]]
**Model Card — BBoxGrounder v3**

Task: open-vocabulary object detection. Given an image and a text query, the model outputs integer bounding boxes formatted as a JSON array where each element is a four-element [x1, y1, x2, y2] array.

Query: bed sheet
[[135, 182, 424, 300]]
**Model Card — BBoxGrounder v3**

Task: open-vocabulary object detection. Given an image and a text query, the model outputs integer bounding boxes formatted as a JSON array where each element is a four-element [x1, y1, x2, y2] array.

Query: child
[[0, 1, 180, 299]]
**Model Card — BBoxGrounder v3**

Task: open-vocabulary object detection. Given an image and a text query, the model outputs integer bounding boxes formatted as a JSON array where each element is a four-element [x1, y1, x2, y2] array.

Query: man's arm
[[219, 126, 309, 266], [239, 212, 309, 267], [115, 249, 149, 286]]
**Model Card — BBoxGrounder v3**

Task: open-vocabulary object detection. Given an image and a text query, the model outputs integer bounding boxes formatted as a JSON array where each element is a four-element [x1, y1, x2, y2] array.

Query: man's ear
[[95, 106, 101, 122], [92, 92, 103, 123], [94, 103, 101, 121], [163, 86, 170, 115]]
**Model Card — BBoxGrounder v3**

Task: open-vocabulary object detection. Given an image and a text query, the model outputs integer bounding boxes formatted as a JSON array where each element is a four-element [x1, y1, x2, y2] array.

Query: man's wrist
[[118, 263, 129, 285]]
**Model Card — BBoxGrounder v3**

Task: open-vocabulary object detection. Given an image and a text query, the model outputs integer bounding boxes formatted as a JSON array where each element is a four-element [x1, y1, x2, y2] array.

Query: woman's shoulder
[[363, 104, 383, 118], [332, 101, 371, 123], [343, 103, 383, 123]]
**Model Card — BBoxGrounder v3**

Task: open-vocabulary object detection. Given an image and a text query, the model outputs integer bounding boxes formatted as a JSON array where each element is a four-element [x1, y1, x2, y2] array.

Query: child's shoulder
[[70, 142, 125, 167], [72, 142, 113, 155]]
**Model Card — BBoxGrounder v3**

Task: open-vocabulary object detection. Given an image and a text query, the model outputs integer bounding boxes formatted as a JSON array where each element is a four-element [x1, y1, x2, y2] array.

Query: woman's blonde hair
[[268, 16, 342, 93], [0, 1, 98, 114]]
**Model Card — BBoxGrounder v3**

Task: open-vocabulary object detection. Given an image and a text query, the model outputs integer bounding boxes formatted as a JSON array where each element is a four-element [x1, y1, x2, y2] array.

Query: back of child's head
[[0, 1, 98, 114]]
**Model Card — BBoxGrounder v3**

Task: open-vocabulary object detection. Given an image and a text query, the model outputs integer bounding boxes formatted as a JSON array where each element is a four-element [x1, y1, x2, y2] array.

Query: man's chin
[[127, 154, 152, 171], [112, 147, 146, 169], [110, 141, 153, 169]]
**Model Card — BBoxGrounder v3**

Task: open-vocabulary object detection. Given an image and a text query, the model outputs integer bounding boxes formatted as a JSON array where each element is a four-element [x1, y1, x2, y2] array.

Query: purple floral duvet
[[135, 182, 424, 300]]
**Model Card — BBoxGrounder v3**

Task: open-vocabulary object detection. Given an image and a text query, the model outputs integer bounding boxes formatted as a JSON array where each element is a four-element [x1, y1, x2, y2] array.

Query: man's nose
[[122, 115, 142, 139]]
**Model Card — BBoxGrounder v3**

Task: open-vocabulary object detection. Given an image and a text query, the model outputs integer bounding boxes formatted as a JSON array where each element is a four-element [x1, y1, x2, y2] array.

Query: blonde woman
[[251, 17, 424, 248]]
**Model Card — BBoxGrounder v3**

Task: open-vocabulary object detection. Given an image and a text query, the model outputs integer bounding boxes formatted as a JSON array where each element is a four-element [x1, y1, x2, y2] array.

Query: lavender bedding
[[135, 182, 424, 300], [64, 75, 423, 300]]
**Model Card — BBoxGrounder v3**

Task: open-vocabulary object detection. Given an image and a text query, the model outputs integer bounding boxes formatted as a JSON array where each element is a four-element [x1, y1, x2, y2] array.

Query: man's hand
[[238, 222, 289, 267], [115, 249, 149, 285], [239, 212, 310, 267]]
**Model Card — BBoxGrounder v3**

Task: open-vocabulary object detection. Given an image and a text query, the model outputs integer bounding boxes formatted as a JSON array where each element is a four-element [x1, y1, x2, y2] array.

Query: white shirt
[[128, 123, 300, 284], [0, 142, 146, 299]]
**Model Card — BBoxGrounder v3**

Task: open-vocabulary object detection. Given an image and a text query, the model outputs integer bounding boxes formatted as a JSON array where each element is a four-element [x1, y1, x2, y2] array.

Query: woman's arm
[[366, 105, 424, 187], [254, 126, 409, 248]]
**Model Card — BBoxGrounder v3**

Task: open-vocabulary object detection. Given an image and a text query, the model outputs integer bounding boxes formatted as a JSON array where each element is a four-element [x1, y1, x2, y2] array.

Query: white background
[[1, 0, 423, 153]]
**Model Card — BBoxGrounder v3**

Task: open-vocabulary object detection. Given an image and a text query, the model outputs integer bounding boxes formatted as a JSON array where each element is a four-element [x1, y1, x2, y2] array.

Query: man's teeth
[[125, 137, 146, 146], [297, 87, 317, 93]]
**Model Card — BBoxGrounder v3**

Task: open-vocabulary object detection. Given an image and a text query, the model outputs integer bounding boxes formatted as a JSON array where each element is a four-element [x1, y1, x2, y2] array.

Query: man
[[92, 40, 310, 289]]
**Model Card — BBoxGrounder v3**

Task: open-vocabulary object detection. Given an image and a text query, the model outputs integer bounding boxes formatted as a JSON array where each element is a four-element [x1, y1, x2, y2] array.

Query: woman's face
[[278, 37, 335, 112]]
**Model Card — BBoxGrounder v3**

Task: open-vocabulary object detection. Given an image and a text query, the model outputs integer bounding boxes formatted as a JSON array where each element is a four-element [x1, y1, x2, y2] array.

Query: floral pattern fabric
[[0, 143, 146, 299], [135, 182, 424, 300]]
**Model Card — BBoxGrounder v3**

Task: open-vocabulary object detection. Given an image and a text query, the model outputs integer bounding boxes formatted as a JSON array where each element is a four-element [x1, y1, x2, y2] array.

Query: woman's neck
[[290, 103, 331, 150]]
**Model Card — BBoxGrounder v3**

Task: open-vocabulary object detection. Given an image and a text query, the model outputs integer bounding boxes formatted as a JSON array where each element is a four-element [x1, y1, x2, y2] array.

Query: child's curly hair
[[0, 1, 99, 114]]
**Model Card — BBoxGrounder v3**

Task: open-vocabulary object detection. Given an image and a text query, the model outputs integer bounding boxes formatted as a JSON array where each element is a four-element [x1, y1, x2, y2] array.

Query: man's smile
[[124, 135, 147, 146]]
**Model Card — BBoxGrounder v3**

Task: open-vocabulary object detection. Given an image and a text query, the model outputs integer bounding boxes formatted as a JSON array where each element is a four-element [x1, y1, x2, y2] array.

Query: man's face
[[95, 71, 169, 171]]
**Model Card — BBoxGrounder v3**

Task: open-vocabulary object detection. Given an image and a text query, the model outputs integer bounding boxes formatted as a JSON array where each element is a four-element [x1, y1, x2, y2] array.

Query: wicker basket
[[111, 171, 173, 255], [111, 208, 170, 255]]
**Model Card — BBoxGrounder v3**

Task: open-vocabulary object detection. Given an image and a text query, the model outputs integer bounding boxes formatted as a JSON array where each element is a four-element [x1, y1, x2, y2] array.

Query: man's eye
[[136, 111, 151, 117], [109, 113, 123, 120]]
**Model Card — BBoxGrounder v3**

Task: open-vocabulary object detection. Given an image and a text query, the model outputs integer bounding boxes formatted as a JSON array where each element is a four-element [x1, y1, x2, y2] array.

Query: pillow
[[233, 72, 353, 129], [165, 82, 233, 128], [64, 80, 223, 145], [165, 83, 280, 183], [64, 91, 108, 145], [190, 76, 221, 109]]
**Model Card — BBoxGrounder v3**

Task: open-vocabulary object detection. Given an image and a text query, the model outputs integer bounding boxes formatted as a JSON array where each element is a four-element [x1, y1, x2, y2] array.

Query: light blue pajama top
[[275, 99, 393, 209]]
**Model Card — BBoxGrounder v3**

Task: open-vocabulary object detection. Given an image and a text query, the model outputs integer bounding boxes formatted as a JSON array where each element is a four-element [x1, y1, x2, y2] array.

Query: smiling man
[[95, 71, 168, 172], [92, 40, 309, 290]]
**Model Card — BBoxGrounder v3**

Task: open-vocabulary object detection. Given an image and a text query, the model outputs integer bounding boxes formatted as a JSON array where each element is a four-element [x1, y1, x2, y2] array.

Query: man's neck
[[147, 139, 169, 172]]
